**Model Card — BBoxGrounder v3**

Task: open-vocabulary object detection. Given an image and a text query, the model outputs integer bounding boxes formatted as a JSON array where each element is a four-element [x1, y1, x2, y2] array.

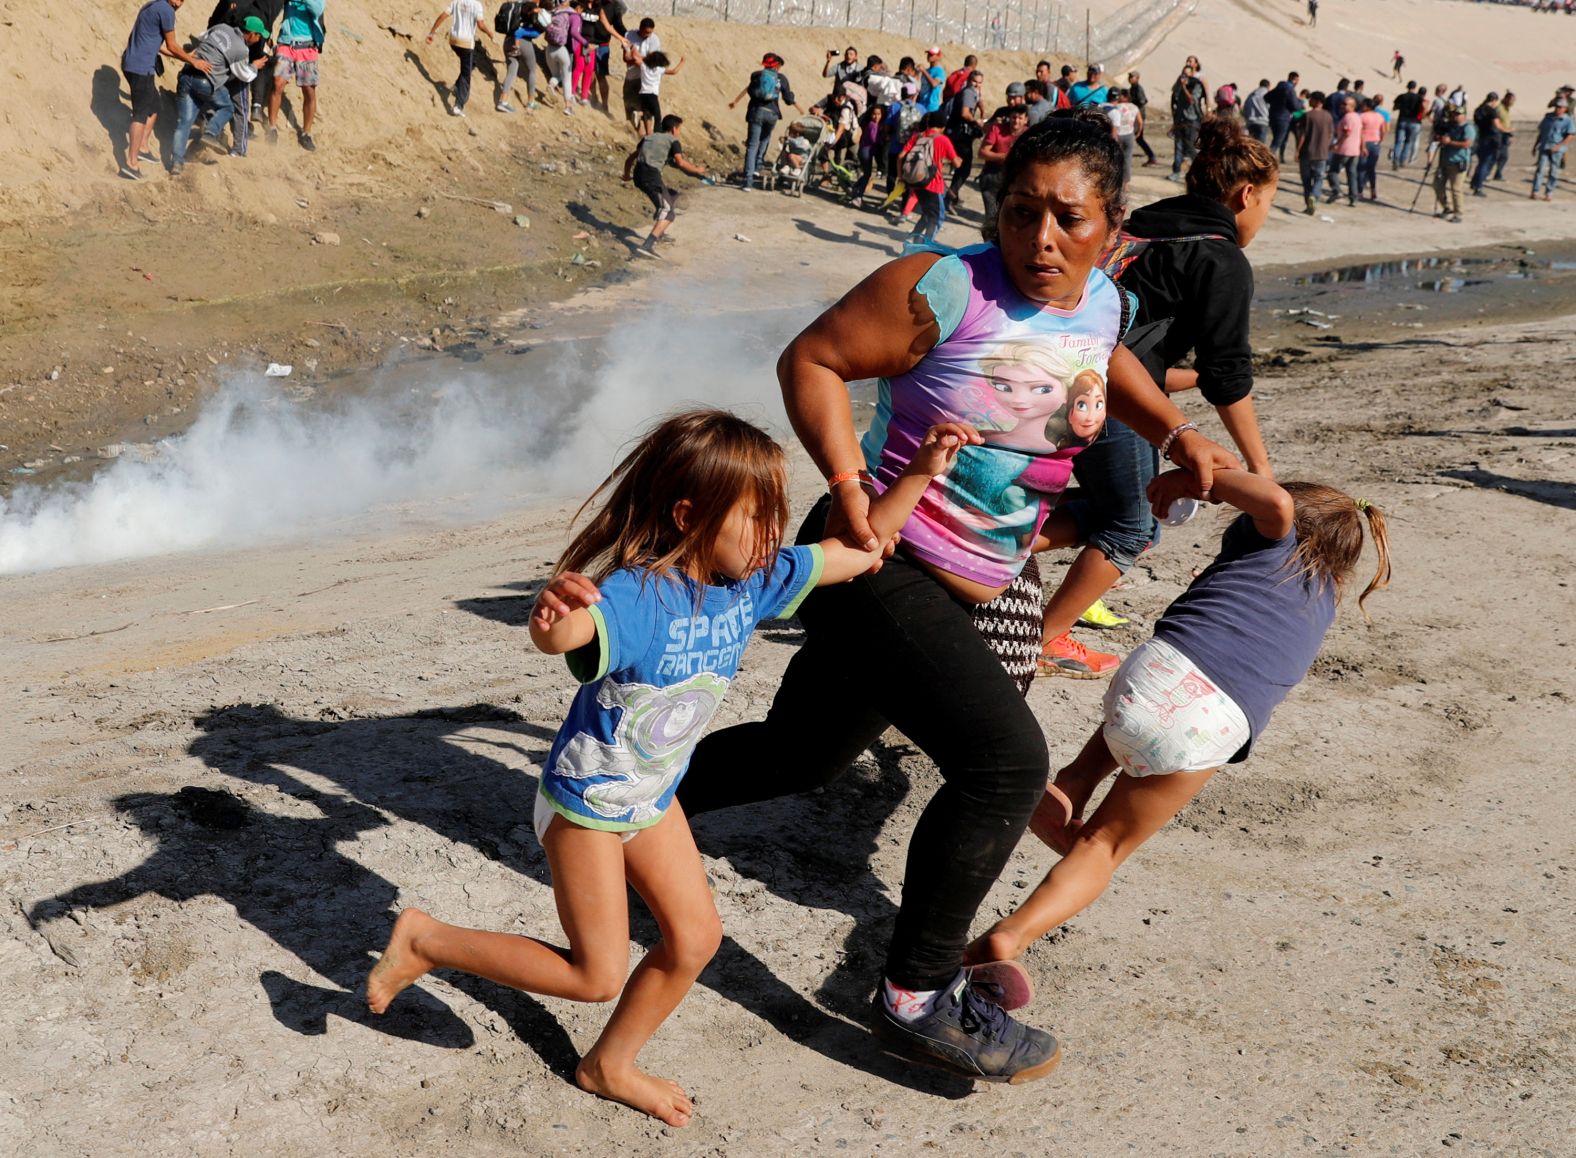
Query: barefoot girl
[[966, 469, 1390, 970], [368, 409, 977, 1126]]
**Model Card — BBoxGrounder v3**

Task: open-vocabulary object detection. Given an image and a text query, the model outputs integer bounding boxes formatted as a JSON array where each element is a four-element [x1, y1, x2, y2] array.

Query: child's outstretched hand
[[530, 572, 601, 630], [907, 422, 981, 478], [1146, 466, 1206, 520]]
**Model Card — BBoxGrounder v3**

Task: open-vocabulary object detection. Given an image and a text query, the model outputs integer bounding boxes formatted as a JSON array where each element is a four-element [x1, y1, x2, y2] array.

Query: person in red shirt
[[977, 103, 1029, 222], [944, 53, 977, 101], [898, 110, 959, 244]]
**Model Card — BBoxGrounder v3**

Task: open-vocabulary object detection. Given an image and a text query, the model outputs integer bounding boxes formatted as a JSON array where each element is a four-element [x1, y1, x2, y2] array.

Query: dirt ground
[[5, 179, 1576, 1152]]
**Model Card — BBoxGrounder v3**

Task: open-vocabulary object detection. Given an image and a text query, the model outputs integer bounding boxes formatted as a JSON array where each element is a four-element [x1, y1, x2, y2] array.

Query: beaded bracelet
[[1158, 421, 1199, 462]]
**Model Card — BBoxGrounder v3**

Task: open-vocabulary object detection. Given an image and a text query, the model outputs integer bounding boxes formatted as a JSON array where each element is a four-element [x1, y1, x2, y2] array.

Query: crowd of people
[[117, 0, 326, 179], [116, 4, 1575, 238]]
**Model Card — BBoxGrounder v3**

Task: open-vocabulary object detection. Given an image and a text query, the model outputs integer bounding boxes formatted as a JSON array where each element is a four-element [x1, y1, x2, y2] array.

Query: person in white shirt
[[427, 0, 496, 117]]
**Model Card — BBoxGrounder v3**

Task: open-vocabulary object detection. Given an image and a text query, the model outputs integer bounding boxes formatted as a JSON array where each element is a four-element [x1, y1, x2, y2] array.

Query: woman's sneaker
[[1077, 599, 1129, 630], [1038, 632, 1120, 679], [872, 971, 1062, 1084]]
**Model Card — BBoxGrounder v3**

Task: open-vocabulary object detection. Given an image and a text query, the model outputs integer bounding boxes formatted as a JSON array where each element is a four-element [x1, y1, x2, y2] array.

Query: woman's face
[[996, 158, 1117, 306], [988, 364, 1065, 423], [1068, 375, 1107, 439]]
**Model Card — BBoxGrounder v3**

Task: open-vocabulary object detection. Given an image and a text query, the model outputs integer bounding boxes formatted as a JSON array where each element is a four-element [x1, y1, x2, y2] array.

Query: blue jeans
[[1493, 133, 1513, 179], [173, 72, 235, 163], [1063, 417, 1159, 574], [1533, 150, 1562, 196], [910, 188, 945, 242], [744, 110, 778, 188], [1270, 115, 1294, 162], [1470, 143, 1498, 192], [1391, 119, 1418, 166], [1299, 155, 1327, 202], [1358, 141, 1380, 197]]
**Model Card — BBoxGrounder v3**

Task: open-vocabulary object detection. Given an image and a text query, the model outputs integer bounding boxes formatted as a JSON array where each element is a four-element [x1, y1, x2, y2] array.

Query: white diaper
[[1101, 638, 1252, 777], [534, 788, 639, 845]]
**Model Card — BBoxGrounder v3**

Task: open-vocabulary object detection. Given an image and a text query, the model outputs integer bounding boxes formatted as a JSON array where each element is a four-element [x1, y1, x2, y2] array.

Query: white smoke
[[0, 298, 810, 576]]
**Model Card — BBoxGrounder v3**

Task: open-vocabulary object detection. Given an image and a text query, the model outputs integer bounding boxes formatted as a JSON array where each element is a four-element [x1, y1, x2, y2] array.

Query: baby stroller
[[763, 116, 828, 196]]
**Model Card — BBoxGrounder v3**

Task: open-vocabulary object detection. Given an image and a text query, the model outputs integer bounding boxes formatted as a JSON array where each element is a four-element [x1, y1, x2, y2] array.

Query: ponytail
[[1353, 499, 1391, 619], [1281, 483, 1392, 621], [1186, 114, 1278, 204]]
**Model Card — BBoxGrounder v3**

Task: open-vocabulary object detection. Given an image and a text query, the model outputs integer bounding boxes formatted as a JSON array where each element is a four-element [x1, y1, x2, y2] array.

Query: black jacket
[[1117, 193, 1254, 407]]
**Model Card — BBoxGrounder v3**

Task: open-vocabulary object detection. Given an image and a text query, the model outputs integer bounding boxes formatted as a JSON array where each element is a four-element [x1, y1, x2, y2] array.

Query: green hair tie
[[1355, 498, 1371, 512]]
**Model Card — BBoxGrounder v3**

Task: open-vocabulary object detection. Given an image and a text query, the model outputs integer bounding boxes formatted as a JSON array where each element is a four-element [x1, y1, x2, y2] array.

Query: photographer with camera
[[1431, 104, 1475, 223]]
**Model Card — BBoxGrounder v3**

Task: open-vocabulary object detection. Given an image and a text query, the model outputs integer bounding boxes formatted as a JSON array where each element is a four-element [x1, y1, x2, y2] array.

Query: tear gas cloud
[[0, 300, 808, 575]]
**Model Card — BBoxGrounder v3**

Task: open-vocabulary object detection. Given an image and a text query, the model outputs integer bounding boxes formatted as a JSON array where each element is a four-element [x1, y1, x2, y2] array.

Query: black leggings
[[948, 133, 975, 198], [677, 498, 1048, 991]]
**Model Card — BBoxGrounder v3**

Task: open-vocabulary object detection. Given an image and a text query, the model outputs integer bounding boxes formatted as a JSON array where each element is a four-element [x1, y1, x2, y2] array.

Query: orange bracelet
[[827, 469, 873, 489]]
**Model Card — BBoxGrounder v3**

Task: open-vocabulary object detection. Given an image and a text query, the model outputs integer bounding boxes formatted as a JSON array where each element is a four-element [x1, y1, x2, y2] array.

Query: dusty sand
[[5, 4, 1576, 1154]]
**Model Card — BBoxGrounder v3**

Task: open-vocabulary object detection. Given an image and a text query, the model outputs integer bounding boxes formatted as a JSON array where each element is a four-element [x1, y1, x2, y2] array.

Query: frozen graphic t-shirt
[[540, 546, 824, 832], [861, 244, 1127, 587]]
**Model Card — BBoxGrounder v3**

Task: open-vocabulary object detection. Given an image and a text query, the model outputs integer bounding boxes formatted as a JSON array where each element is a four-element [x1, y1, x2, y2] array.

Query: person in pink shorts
[[267, 0, 325, 150]]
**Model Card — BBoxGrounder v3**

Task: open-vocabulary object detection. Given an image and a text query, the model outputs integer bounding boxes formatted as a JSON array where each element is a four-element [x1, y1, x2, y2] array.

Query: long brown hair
[[557, 409, 789, 587], [1281, 482, 1391, 618], [1187, 115, 1279, 204]]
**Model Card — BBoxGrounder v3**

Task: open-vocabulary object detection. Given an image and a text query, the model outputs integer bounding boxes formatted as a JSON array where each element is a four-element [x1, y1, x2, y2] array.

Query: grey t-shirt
[[191, 22, 250, 86], [636, 131, 681, 171]]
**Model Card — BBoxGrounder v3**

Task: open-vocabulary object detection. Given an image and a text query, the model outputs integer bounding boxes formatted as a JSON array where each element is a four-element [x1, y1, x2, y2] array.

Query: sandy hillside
[[2, 3, 1046, 225]]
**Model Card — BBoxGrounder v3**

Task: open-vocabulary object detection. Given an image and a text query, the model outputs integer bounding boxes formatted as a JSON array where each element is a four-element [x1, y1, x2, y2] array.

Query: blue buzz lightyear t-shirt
[[539, 545, 825, 833]]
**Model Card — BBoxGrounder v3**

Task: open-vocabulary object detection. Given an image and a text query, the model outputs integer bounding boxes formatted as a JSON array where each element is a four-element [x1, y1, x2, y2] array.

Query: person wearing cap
[[1432, 104, 1475, 223], [1531, 97, 1573, 201], [204, 0, 276, 153], [729, 52, 802, 191], [1068, 63, 1107, 108], [1128, 71, 1156, 163], [170, 16, 266, 173], [920, 47, 946, 114]]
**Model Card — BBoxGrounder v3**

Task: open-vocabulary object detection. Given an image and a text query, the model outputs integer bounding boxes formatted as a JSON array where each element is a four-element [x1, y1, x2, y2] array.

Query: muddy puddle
[[1252, 241, 1576, 350]]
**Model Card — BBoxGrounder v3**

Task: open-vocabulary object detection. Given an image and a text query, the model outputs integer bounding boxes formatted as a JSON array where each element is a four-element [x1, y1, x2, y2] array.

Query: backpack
[[1097, 229, 1231, 282], [1473, 103, 1498, 136], [751, 68, 780, 103], [494, 0, 522, 34], [544, 9, 571, 46], [900, 132, 938, 186]]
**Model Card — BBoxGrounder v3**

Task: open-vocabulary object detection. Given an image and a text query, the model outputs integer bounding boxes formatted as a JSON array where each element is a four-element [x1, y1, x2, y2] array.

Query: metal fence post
[[1085, 6, 1090, 63]]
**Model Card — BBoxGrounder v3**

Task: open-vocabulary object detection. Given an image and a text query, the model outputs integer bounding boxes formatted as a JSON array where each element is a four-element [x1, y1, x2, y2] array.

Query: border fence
[[660, 0, 1196, 63]]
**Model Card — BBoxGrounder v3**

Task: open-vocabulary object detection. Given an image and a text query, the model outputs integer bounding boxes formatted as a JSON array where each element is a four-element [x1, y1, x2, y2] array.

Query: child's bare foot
[[1030, 784, 1083, 854], [576, 1055, 694, 1127], [367, 908, 438, 1014], [964, 925, 1026, 967]]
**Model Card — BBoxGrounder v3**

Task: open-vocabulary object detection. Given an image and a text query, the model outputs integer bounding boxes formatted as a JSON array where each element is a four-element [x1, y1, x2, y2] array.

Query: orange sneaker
[[1037, 632, 1121, 679]]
